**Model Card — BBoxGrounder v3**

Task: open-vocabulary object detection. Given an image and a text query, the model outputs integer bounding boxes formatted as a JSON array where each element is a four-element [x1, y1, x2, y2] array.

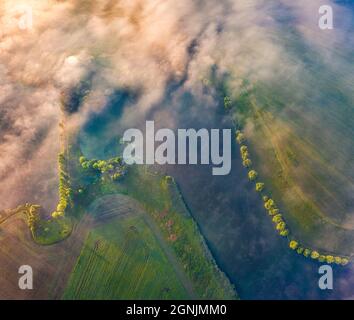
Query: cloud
[[0, 0, 353, 212]]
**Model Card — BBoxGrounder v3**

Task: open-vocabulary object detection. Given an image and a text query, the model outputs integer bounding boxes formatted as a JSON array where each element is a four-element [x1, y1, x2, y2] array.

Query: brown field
[[0, 213, 92, 299]]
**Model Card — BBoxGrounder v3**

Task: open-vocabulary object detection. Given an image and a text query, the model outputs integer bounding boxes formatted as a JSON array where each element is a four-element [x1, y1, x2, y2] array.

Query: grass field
[[87, 166, 237, 299], [227, 54, 354, 256], [63, 214, 191, 300]]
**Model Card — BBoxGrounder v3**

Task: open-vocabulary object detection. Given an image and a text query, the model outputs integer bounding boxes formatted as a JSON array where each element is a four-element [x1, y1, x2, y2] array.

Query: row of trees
[[24, 204, 41, 233], [289, 241, 349, 265], [52, 153, 73, 218], [236, 129, 290, 238], [235, 125, 350, 265], [79, 156, 126, 181]]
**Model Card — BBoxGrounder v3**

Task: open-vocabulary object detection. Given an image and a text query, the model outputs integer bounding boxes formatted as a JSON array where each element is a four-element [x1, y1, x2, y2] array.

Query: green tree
[[240, 145, 248, 153], [256, 182, 265, 192], [297, 247, 304, 255], [224, 96, 232, 109], [311, 251, 320, 260], [276, 222, 286, 231], [289, 240, 298, 250], [264, 198, 275, 210], [341, 258, 349, 266], [248, 170, 258, 181], [280, 229, 289, 237], [243, 159, 252, 168], [272, 214, 283, 223], [236, 131, 245, 144], [303, 249, 311, 257], [112, 173, 121, 181]]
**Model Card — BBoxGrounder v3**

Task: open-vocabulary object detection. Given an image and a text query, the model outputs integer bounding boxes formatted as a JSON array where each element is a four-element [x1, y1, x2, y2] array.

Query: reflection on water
[[79, 89, 354, 300]]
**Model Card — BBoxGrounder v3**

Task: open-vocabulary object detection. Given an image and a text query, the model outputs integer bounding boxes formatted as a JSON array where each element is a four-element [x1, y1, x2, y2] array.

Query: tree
[[112, 173, 121, 181], [264, 198, 275, 210], [303, 249, 311, 257], [280, 229, 289, 237], [326, 255, 335, 264], [240, 145, 248, 153], [297, 247, 304, 254], [52, 211, 64, 218], [248, 170, 258, 181], [256, 182, 265, 192], [224, 96, 232, 109], [165, 176, 173, 183], [243, 159, 252, 168], [276, 222, 286, 231], [236, 131, 245, 144], [241, 151, 250, 160], [57, 202, 66, 212], [289, 240, 298, 250], [272, 214, 283, 223], [341, 258, 349, 266], [311, 251, 320, 260]]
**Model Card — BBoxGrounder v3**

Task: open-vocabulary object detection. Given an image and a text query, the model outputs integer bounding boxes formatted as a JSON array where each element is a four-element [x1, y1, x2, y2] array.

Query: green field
[[63, 214, 190, 300], [88, 166, 237, 299], [225, 49, 354, 257]]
